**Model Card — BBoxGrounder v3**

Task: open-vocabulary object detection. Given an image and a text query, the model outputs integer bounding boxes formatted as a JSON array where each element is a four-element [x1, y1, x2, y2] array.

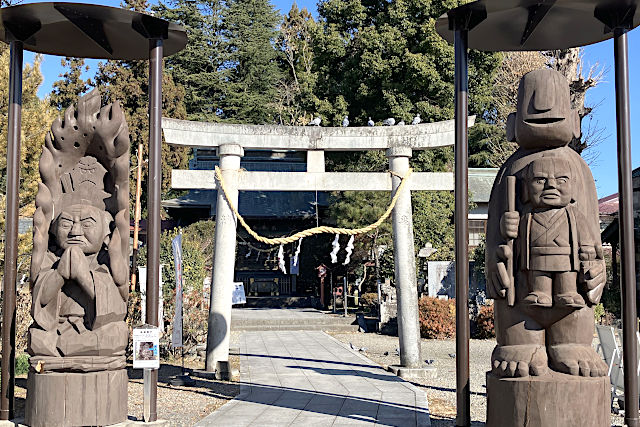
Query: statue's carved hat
[[506, 68, 581, 149], [54, 156, 110, 216]]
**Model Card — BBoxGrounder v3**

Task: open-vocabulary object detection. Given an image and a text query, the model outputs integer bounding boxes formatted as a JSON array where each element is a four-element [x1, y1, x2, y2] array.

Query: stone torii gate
[[162, 117, 476, 377]]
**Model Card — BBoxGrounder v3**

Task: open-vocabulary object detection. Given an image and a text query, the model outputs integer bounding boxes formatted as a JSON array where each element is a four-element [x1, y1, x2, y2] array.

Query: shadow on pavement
[[217, 381, 429, 426]]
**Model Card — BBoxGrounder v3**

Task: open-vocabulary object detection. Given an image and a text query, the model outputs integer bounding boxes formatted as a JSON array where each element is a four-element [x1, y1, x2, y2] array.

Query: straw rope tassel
[[214, 166, 413, 246]]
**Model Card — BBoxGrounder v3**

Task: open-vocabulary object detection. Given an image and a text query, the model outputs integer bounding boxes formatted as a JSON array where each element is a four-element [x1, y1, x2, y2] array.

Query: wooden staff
[[506, 175, 516, 306], [131, 143, 143, 292]]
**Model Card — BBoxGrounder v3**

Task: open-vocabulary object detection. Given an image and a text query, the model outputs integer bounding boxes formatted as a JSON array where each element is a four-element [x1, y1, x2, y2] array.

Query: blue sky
[[24, 0, 638, 199]]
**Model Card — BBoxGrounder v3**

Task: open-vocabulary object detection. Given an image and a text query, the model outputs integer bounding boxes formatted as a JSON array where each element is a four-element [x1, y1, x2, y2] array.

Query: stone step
[[231, 323, 360, 332], [231, 316, 355, 327], [242, 296, 321, 308]]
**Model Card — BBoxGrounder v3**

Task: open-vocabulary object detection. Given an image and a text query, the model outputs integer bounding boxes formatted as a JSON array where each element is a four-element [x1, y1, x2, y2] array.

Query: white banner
[[171, 233, 183, 348]]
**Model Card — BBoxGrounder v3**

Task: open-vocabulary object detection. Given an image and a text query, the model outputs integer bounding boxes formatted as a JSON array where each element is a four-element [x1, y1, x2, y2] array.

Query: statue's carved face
[[507, 69, 580, 149], [526, 158, 573, 208], [54, 205, 108, 254]]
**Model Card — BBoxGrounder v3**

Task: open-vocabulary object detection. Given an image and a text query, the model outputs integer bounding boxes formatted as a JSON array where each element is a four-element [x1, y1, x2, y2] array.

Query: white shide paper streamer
[[293, 238, 303, 267], [278, 244, 287, 274], [343, 235, 355, 265], [330, 234, 340, 264]]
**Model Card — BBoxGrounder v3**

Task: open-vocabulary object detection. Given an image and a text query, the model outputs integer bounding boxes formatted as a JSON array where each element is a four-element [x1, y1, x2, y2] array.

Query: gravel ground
[[12, 332, 243, 426], [328, 332, 625, 426]]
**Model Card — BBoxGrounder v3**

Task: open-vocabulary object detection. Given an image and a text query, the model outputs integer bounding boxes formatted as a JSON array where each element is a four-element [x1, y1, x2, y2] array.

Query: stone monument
[[25, 89, 130, 427], [485, 69, 610, 426]]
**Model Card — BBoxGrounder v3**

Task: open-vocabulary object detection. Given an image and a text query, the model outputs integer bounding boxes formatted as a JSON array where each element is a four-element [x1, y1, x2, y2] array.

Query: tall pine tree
[[313, 0, 500, 126], [94, 0, 190, 215], [220, 0, 283, 124], [154, 0, 225, 121]]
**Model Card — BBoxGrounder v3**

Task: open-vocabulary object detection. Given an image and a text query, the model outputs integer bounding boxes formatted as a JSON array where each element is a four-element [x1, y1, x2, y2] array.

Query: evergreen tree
[[50, 57, 91, 111], [0, 46, 56, 275], [220, 0, 283, 123], [154, 0, 225, 121], [313, 0, 500, 126], [94, 0, 190, 215]]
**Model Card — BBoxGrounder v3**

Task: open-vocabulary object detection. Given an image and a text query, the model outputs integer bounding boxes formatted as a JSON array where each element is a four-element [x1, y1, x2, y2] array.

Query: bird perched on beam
[[411, 114, 421, 125], [342, 116, 349, 127], [397, 119, 405, 126], [383, 118, 395, 126], [367, 117, 375, 127], [309, 117, 321, 126]]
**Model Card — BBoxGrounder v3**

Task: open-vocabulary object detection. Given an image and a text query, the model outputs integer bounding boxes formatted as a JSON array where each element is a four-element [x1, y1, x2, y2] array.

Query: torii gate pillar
[[387, 147, 422, 369], [206, 143, 244, 375]]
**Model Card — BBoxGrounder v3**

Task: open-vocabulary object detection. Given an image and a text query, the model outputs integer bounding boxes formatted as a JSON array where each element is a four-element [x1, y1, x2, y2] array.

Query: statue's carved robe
[[486, 146, 602, 302], [518, 204, 584, 273], [29, 251, 127, 357]]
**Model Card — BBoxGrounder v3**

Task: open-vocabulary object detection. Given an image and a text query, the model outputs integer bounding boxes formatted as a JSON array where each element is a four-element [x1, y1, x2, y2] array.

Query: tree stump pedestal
[[486, 371, 610, 427], [25, 368, 128, 427]]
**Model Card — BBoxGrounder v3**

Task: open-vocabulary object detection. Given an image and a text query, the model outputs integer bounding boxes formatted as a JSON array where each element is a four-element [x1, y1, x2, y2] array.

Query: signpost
[[133, 325, 160, 422]]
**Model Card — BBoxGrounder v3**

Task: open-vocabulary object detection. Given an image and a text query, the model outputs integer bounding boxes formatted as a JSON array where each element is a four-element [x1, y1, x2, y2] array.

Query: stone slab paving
[[195, 331, 430, 427]]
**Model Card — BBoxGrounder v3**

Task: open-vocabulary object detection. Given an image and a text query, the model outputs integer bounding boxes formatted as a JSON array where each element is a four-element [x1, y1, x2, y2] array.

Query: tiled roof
[[598, 193, 619, 215], [469, 168, 499, 203]]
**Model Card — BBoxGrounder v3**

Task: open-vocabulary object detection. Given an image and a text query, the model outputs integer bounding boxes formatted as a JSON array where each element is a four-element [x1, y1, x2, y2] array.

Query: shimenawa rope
[[214, 166, 413, 246]]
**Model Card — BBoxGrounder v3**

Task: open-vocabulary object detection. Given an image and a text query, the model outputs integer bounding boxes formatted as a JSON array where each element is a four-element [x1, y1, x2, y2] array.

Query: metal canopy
[[0, 2, 186, 59], [436, 0, 640, 51]]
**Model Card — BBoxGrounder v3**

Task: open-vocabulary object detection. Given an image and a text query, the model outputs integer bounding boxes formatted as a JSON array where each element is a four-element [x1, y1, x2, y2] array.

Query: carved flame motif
[[32, 89, 130, 288]]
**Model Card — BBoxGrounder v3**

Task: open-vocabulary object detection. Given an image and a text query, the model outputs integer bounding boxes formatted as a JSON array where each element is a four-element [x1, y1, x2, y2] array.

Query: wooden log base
[[486, 371, 610, 427], [25, 369, 127, 427]]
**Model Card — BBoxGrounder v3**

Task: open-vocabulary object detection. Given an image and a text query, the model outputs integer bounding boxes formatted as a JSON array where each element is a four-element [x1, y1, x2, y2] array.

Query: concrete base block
[[191, 369, 216, 380], [192, 365, 239, 382], [25, 369, 128, 427], [486, 371, 610, 427], [0, 418, 25, 426], [387, 365, 437, 380], [113, 420, 169, 426]]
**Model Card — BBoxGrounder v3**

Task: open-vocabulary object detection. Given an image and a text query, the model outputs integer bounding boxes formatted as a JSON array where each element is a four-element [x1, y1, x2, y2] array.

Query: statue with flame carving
[[26, 89, 130, 427]]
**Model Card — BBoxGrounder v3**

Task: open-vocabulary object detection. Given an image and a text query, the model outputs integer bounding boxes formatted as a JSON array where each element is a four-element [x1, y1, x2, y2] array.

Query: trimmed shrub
[[418, 296, 456, 339], [473, 304, 495, 338], [15, 353, 29, 376], [360, 292, 378, 307]]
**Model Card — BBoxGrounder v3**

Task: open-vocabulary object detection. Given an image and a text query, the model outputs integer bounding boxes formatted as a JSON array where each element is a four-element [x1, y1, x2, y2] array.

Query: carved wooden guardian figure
[[485, 69, 610, 426], [26, 89, 130, 427]]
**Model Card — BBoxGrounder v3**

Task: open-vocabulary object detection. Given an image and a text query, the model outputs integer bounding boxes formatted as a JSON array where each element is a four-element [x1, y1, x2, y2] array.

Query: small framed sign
[[232, 282, 246, 305], [133, 325, 160, 369]]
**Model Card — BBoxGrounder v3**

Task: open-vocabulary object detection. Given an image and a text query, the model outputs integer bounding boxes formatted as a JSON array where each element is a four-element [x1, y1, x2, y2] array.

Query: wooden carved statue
[[26, 89, 130, 427], [485, 69, 610, 426]]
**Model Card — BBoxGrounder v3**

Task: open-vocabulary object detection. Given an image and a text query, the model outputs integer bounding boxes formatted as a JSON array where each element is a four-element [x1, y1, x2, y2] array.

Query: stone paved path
[[195, 331, 430, 426]]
